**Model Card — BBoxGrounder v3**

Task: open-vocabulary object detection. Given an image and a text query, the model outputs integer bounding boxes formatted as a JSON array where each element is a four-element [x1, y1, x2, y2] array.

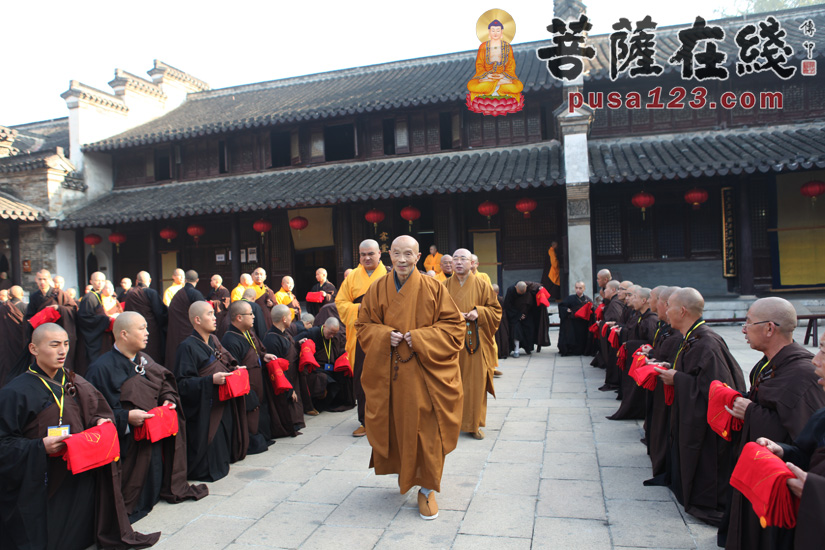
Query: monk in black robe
[[165, 270, 205, 367], [721, 298, 825, 550], [0, 292, 26, 387], [297, 317, 354, 412], [655, 288, 746, 526], [609, 287, 658, 421], [221, 300, 296, 453], [174, 301, 248, 482], [76, 271, 113, 375], [263, 304, 307, 428], [492, 284, 510, 361], [207, 274, 231, 337], [86, 312, 208, 523], [599, 281, 629, 391], [557, 281, 595, 357], [0, 323, 159, 549], [22, 269, 78, 375], [307, 268, 336, 316], [124, 271, 167, 364], [503, 281, 550, 357]]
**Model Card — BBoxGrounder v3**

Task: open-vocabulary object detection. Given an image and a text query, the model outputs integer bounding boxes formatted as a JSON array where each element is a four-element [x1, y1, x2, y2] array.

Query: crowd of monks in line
[[559, 269, 825, 550], [4, 237, 822, 549]]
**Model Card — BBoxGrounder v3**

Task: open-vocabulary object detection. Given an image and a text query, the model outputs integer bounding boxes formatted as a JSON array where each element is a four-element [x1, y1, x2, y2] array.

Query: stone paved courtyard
[[132, 325, 815, 549]]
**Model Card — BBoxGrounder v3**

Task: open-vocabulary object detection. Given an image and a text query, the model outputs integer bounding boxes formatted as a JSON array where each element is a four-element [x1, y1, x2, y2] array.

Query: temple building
[[2, 5, 824, 299]]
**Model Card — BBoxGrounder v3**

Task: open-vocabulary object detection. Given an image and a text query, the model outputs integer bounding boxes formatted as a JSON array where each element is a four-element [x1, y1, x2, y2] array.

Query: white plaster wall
[[66, 101, 129, 172], [82, 152, 113, 201], [55, 230, 78, 292]]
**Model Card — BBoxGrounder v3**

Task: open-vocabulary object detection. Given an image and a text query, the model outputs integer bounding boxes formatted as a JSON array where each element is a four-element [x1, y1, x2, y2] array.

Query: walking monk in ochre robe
[[86, 312, 208, 522], [445, 249, 501, 440], [0, 323, 159, 549], [357, 235, 464, 521], [336, 239, 388, 437]]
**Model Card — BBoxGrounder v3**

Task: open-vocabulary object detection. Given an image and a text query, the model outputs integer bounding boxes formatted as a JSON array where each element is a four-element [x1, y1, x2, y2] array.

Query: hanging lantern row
[[477, 201, 499, 228], [159, 227, 178, 243], [631, 191, 656, 220], [187, 224, 206, 246], [515, 198, 538, 219], [684, 188, 708, 210], [108, 232, 127, 252], [400, 205, 421, 232], [83, 233, 102, 250], [289, 215, 309, 232], [801, 180, 825, 204]]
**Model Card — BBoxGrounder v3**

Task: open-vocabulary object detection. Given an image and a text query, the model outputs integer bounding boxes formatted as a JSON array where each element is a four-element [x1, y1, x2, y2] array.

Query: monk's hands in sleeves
[[263, 353, 276, 363], [404, 332, 413, 350], [162, 400, 176, 410], [786, 462, 807, 498], [755, 437, 784, 458], [725, 397, 752, 420], [213, 372, 229, 385], [43, 434, 71, 454], [390, 331, 404, 347], [128, 409, 155, 427], [463, 310, 478, 321]]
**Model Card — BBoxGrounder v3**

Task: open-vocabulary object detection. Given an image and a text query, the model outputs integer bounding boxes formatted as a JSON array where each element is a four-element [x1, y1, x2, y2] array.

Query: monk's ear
[[28, 342, 39, 356]]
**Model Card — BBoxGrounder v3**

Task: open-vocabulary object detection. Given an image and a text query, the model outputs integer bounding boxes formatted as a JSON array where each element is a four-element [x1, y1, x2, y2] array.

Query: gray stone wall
[[18, 223, 58, 291]]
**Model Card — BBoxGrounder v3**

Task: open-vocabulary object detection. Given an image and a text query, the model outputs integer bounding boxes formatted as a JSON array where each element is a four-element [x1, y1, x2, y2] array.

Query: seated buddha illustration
[[466, 9, 524, 116]]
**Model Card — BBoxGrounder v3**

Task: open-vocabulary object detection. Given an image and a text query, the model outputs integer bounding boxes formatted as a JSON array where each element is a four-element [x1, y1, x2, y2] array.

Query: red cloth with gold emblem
[[218, 368, 250, 401], [730, 441, 799, 529], [61, 421, 120, 474], [133, 404, 179, 443]]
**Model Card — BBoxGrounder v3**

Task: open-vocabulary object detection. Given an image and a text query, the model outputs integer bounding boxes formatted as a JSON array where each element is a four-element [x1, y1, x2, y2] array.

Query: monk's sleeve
[[76, 378, 116, 428], [746, 383, 824, 443], [797, 470, 825, 547], [174, 344, 212, 415], [157, 367, 179, 407], [336, 277, 358, 327], [409, 283, 464, 368], [0, 386, 44, 490], [355, 287, 394, 358], [57, 294, 78, 321], [86, 367, 129, 435], [476, 285, 502, 341]]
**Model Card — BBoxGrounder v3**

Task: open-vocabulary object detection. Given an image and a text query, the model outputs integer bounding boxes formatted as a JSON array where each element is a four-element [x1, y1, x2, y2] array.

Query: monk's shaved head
[[228, 299, 252, 320], [10, 285, 23, 299], [240, 273, 253, 285], [31, 323, 67, 347], [188, 301, 213, 323], [671, 288, 704, 317], [516, 281, 527, 293], [391, 235, 419, 253], [606, 280, 620, 291], [271, 304, 290, 324], [136, 271, 151, 285], [113, 311, 145, 334], [242, 288, 257, 300], [185, 270, 198, 283], [359, 239, 379, 251], [658, 286, 677, 303], [492, 284, 500, 293], [749, 297, 797, 336], [637, 287, 651, 300], [323, 317, 340, 329], [453, 248, 471, 258]]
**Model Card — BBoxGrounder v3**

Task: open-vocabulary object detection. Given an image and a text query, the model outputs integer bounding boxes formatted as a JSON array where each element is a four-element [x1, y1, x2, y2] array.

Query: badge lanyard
[[323, 337, 333, 363], [673, 320, 706, 371], [29, 367, 66, 425]]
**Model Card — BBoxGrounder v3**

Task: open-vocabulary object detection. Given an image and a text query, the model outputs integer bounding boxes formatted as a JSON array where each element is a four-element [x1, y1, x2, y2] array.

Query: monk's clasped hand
[[390, 331, 404, 347]]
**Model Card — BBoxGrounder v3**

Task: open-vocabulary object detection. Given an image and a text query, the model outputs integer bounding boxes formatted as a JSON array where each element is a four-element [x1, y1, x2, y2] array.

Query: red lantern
[[159, 227, 177, 243], [801, 180, 825, 204], [515, 197, 538, 219], [186, 224, 206, 245], [364, 209, 385, 234], [253, 218, 272, 237], [400, 206, 421, 232], [684, 188, 709, 210], [84, 233, 102, 250], [289, 216, 309, 231], [108, 231, 127, 252], [631, 191, 656, 220], [477, 200, 499, 228]]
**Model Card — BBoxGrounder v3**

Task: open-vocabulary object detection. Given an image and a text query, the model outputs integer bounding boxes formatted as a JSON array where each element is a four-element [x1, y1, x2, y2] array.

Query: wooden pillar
[[231, 214, 241, 284], [340, 204, 353, 271], [75, 229, 85, 288], [447, 198, 460, 254], [148, 221, 160, 291], [9, 222, 20, 285], [737, 182, 755, 296]]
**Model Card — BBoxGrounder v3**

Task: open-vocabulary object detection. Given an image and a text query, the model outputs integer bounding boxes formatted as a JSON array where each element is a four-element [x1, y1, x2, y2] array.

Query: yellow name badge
[[47, 425, 71, 437]]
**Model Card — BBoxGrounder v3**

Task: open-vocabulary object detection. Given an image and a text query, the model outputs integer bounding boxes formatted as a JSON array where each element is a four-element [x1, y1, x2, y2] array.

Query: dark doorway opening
[[293, 247, 336, 309]]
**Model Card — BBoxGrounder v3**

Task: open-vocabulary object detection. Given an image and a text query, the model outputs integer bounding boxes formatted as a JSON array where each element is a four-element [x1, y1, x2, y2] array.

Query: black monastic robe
[[164, 284, 205, 367], [609, 309, 658, 421], [307, 281, 336, 316], [76, 290, 113, 375], [298, 325, 354, 412], [557, 293, 595, 356], [124, 284, 167, 364]]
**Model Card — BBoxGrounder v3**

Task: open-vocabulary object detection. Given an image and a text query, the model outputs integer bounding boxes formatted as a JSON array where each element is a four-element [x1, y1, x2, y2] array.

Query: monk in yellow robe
[[434, 255, 452, 283], [470, 254, 492, 287], [467, 19, 524, 99], [163, 269, 185, 306], [423, 245, 443, 274], [336, 239, 388, 436], [445, 249, 501, 439], [273, 275, 300, 322], [356, 236, 464, 521], [230, 273, 252, 302]]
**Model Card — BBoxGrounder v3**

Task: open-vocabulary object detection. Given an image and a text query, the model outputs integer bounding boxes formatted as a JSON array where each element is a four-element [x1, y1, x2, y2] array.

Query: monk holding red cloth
[[297, 317, 354, 412], [263, 304, 307, 427], [173, 301, 248, 482], [730, 442, 799, 529], [22, 269, 78, 374], [124, 271, 168, 364], [654, 288, 746, 526], [86, 312, 207, 522], [307, 268, 336, 316], [595, 281, 624, 389], [0, 323, 159, 549], [444, 248, 501, 440], [557, 281, 595, 357], [357, 235, 464, 521], [336, 239, 388, 437], [707, 381, 744, 441]]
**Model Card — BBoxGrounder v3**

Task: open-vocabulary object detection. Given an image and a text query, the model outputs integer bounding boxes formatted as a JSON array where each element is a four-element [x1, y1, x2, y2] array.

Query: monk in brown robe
[[165, 270, 205, 367], [23, 269, 79, 373], [444, 249, 501, 440], [298, 317, 354, 412], [492, 284, 510, 363], [124, 271, 167, 364], [654, 288, 747, 526], [85, 312, 208, 522], [357, 235, 464, 521], [0, 323, 159, 549], [598, 281, 628, 391], [263, 304, 306, 430], [76, 271, 114, 375], [720, 298, 825, 550], [0, 288, 26, 387]]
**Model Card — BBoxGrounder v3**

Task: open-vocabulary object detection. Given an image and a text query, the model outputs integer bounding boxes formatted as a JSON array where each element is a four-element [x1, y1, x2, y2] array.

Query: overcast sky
[[3, 0, 740, 126]]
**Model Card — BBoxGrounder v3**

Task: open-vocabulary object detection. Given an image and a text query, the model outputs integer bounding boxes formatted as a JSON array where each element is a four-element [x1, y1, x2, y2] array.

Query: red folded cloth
[[664, 384, 674, 405], [305, 291, 325, 303], [61, 422, 120, 474], [106, 317, 116, 332], [589, 323, 600, 338], [218, 368, 250, 401], [265, 359, 293, 395], [630, 364, 659, 391], [608, 327, 621, 348], [118, 302, 126, 310], [133, 404, 179, 443], [595, 303, 605, 322], [628, 352, 648, 377], [536, 287, 551, 307], [334, 352, 353, 377], [707, 380, 743, 441], [730, 441, 800, 529], [601, 323, 610, 338], [29, 307, 60, 328], [574, 302, 593, 320], [617, 343, 627, 370], [299, 340, 320, 373]]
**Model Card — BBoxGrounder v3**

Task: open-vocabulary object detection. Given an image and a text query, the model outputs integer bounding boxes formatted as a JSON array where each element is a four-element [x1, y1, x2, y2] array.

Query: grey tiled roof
[[10, 118, 70, 156], [59, 142, 564, 228], [0, 191, 47, 221], [82, 5, 825, 153]]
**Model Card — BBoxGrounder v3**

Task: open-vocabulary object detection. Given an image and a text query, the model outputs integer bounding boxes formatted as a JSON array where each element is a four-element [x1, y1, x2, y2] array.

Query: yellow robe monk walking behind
[[357, 268, 464, 494], [444, 271, 501, 435]]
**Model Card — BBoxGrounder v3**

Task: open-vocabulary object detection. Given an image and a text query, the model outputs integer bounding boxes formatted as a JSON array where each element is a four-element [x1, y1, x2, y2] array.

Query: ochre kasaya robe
[[423, 253, 443, 274], [444, 272, 501, 433], [273, 288, 300, 322], [356, 269, 464, 493]]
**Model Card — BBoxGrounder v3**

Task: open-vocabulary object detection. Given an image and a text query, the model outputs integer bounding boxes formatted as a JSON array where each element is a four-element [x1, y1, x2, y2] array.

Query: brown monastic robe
[[0, 300, 25, 387], [646, 324, 682, 479], [494, 295, 510, 360], [609, 308, 658, 420], [356, 269, 464, 493], [262, 325, 306, 429], [24, 287, 79, 372], [255, 286, 279, 330], [444, 272, 502, 433], [124, 285, 167, 363], [164, 285, 203, 366], [598, 298, 625, 384]]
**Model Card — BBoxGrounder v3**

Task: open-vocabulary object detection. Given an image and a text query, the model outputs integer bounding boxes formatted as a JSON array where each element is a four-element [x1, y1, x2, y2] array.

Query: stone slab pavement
[[131, 325, 815, 549]]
